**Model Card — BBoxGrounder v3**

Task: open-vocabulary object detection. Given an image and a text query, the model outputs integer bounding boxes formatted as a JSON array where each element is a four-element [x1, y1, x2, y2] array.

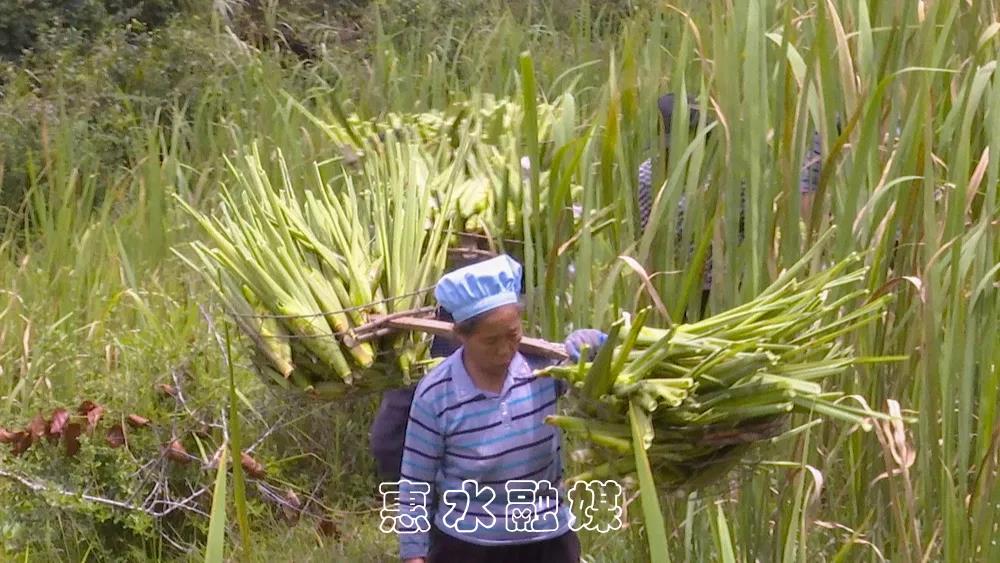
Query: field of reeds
[[1, 1, 998, 561]]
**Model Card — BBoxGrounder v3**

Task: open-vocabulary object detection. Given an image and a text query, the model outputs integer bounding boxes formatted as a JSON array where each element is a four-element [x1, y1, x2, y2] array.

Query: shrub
[[0, 0, 182, 63]]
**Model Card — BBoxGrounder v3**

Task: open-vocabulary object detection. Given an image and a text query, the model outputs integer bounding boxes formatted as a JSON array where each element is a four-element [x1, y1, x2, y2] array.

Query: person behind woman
[[636, 93, 825, 315], [636, 93, 824, 235], [395, 255, 604, 563]]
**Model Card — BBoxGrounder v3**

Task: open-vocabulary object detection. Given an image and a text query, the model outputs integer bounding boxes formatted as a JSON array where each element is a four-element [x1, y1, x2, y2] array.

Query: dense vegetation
[[1, 1, 998, 561]]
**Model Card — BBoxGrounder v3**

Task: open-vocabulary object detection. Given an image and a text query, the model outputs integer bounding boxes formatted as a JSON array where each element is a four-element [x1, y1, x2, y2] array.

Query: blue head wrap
[[434, 255, 523, 323]]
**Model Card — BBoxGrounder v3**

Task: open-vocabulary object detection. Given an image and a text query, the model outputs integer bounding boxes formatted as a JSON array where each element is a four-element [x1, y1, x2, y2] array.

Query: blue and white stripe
[[397, 350, 571, 559]]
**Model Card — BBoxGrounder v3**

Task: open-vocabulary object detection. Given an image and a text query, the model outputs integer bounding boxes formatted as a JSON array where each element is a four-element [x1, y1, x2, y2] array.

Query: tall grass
[[1, 0, 998, 560], [544, 2, 1000, 561]]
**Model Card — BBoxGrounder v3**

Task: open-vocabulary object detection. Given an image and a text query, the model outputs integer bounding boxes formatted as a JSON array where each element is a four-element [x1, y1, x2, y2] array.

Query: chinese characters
[[379, 478, 624, 534]]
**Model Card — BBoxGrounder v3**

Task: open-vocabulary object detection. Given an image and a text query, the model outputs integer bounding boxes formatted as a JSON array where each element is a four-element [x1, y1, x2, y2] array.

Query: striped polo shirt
[[397, 348, 571, 559]]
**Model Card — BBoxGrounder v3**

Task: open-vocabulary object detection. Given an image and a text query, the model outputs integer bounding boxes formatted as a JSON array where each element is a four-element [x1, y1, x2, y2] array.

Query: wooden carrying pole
[[362, 315, 569, 361]]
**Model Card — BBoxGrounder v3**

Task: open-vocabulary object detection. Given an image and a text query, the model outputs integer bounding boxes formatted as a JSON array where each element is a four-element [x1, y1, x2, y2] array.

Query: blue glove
[[564, 329, 608, 362]]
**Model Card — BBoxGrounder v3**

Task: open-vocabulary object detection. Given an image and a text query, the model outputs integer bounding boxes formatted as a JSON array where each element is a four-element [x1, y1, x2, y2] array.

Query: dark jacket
[[369, 313, 460, 483]]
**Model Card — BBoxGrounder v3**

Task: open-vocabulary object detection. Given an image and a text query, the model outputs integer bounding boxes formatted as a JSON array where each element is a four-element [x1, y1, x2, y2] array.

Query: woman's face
[[459, 304, 523, 373]]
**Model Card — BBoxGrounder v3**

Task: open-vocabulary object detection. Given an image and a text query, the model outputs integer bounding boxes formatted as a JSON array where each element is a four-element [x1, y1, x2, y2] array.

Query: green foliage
[[0, 15, 244, 226], [0, 0, 998, 562], [0, 0, 106, 62], [0, 428, 161, 560], [204, 448, 228, 563], [0, 0, 182, 62]]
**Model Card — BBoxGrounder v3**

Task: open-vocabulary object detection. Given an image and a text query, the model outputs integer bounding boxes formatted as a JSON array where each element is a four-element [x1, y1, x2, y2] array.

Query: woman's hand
[[564, 329, 608, 362]]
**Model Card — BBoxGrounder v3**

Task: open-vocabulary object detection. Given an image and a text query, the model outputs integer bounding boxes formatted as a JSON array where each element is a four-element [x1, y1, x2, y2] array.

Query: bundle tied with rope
[[173, 94, 587, 400], [174, 132, 561, 399], [174, 137, 463, 398], [536, 245, 910, 492], [291, 93, 568, 238]]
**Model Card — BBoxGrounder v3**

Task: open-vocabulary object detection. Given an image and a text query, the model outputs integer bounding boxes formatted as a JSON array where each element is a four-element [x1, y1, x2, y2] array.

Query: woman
[[394, 254, 604, 563]]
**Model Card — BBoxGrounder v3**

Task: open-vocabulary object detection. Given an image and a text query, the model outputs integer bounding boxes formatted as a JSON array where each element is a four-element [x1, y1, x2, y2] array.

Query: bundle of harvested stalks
[[290, 93, 570, 237], [174, 138, 464, 398], [538, 251, 907, 491]]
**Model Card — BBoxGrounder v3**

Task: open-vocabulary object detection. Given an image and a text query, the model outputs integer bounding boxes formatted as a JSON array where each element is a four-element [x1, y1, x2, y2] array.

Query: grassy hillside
[[1, 1, 998, 561]]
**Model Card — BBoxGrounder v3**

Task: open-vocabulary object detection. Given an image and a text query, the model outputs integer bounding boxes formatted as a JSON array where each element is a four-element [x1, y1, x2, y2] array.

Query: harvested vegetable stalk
[[538, 253, 907, 490], [174, 138, 459, 395], [288, 93, 569, 238]]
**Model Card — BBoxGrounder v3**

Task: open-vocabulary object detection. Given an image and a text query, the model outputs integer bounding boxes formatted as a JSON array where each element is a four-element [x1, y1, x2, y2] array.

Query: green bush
[[0, 0, 182, 62], [0, 15, 243, 223], [0, 428, 164, 560]]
